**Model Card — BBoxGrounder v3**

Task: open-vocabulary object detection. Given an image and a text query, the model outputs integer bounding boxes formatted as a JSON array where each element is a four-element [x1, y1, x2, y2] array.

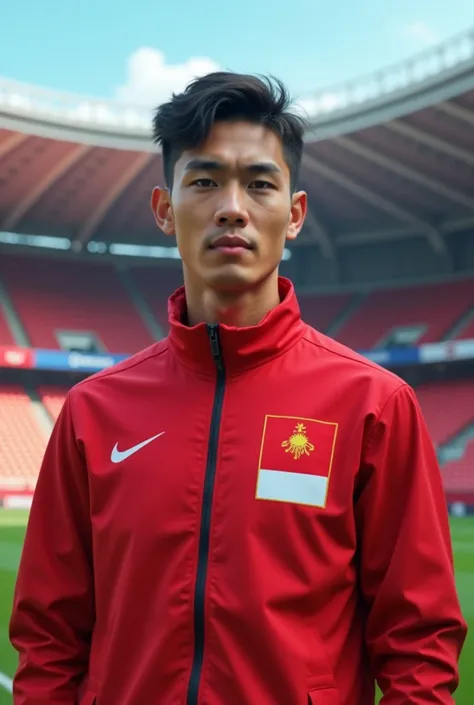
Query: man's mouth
[[209, 234, 253, 252]]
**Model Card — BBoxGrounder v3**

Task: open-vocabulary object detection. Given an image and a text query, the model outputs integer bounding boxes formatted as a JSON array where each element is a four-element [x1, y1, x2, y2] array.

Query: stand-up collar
[[167, 277, 306, 376]]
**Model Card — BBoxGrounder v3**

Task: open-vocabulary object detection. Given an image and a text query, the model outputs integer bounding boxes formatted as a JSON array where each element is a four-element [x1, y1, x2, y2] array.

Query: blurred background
[[0, 1, 473, 702]]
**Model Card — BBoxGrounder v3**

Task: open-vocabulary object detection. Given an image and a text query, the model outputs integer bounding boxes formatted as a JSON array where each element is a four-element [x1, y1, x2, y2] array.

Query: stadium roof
[[1, 27, 474, 265]]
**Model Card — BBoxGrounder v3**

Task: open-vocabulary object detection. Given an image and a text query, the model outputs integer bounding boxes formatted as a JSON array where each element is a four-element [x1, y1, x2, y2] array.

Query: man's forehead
[[177, 121, 287, 170]]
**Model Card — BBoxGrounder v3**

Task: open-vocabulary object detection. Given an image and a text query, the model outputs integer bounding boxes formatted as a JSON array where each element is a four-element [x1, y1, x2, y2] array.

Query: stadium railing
[[0, 28, 473, 130]]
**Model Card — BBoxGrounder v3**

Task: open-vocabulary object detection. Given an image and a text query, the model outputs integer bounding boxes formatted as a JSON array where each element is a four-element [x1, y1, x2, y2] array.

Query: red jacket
[[10, 278, 466, 705]]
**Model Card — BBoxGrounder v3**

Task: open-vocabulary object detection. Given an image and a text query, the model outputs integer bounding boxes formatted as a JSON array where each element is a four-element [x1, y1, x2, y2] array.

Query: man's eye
[[191, 178, 217, 188], [249, 180, 276, 190]]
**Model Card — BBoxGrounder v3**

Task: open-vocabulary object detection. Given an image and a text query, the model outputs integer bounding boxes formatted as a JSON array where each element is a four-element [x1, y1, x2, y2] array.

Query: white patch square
[[256, 468, 329, 508]]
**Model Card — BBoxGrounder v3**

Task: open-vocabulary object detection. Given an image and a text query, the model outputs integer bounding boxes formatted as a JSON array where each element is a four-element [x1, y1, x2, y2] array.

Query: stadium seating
[[38, 386, 68, 421], [441, 440, 474, 493], [0, 386, 47, 489], [3, 254, 474, 352], [456, 317, 474, 340], [0, 306, 15, 345], [416, 381, 474, 446], [129, 266, 183, 333], [298, 292, 354, 334], [336, 280, 474, 350], [0, 256, 154, 354]]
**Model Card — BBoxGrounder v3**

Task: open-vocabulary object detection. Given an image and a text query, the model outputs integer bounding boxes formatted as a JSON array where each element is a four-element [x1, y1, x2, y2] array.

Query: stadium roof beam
[[334, 214, 474, 247], [335, 135, 474, 211], [1, 144, 90, 231], [387, 119, 474, 168], [336, 225, 418, 246], [75, 152, 154, 245], [437, 101, 474, 127], [302, 152, 448, 255], [304, 208, 336, 259], [0, 130, 28, 159], [442, 214, 474, 234], [304, 207, 340, 282]]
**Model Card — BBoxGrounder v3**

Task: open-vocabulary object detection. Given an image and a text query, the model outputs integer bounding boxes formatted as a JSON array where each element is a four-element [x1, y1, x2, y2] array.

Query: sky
[[1, 0, 473, 108]]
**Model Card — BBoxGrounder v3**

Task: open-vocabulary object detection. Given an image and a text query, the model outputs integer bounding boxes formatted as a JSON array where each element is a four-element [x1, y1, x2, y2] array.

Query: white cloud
[[403, 22, 439, 46], [295, 92, 343, 118], [115, 47, 221, 108], [114, 48, 345, 120]]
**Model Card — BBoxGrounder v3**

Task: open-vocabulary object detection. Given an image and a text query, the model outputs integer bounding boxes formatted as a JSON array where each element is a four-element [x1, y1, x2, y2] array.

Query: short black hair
[[152, 71, 306, 192]]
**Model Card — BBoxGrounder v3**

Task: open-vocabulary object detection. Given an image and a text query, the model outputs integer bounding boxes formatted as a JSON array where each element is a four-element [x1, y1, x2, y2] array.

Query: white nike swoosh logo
[[111, 432, 165, 463]]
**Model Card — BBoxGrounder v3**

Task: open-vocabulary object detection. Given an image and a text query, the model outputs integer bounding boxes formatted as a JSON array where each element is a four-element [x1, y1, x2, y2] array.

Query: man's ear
[[286, 190, 307, 242], [151, 186, 175, 236]]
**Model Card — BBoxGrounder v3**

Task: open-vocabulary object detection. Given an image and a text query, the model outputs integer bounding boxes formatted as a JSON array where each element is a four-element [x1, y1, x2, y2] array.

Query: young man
[[10, 73, 466, 705]]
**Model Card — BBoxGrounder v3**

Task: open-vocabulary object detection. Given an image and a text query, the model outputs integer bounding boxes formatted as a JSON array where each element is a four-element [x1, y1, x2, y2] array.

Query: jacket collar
[[167, 277, 306, 376]]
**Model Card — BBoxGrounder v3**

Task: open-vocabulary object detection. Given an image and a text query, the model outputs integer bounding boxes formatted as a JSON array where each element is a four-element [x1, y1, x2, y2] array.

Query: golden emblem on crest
[[281, 423, 315, 460]]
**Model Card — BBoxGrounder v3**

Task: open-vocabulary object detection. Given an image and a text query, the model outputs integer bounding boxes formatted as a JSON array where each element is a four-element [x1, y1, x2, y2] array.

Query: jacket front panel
[[195, 337, 384, 705], [76, 350, 217, 705], [72, 335, 389, 705]]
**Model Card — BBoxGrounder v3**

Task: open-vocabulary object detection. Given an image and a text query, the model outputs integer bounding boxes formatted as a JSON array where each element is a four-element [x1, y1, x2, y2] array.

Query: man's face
[[152, 121, 307, 293]]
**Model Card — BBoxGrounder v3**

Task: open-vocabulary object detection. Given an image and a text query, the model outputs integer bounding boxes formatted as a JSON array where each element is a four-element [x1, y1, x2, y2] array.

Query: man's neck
[[184, 276, 281, 328]]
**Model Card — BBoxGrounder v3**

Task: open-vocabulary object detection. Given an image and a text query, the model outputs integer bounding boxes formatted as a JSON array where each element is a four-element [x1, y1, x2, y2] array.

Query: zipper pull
[[208, 324, 223, 371]]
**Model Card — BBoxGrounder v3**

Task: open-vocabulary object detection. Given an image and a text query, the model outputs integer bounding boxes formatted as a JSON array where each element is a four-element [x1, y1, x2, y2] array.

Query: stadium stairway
[[27, 387, 54, 436], [442, 305, 474, 341], [439, 421, 474, 465], [115, 266, 164, 341], [453, 309, 474, 341], [0, 255, 154, 353], [416, 381, 474, 447], [297, 292, 355, 335], [335, 279, 474, 350], [325, 291, 369, 340], [0, 273, 29, 346], [0, 386, 48, 490], [38, 386, 68, 422], [127, 267, 184, 335], [438, 422, 474, 495]]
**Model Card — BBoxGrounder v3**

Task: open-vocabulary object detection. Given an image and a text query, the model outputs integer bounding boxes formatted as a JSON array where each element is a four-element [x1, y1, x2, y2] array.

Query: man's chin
[[203, 264, 264, 292]]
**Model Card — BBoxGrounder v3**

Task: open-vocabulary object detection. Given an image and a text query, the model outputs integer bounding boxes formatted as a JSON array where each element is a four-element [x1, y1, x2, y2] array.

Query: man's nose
[[214, 186, 249, 227]]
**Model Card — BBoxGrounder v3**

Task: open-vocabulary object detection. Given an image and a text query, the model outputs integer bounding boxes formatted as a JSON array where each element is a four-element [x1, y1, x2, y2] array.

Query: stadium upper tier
[[0, 28, 474, 254]]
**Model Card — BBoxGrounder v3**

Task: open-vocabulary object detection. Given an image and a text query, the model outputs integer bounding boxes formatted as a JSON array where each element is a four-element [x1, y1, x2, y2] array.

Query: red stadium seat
[[441, 440, 474, 493], [298, 292, 354, 334], [456, 317, 474, 340], [0, 307, 15, 345], [129, 267, 184, 334], [416, 381, 474, 446], [0, 255, 155, 354], [0, 386, 47, 489], [38, 386, 68, 421], [336, 280, 474, 350]]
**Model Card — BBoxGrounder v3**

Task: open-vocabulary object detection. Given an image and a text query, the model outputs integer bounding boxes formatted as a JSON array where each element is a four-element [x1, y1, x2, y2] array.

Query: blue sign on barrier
[[0, 336, 471, 373], [33, 349, 128, 372], [360, 347, 420, 366]]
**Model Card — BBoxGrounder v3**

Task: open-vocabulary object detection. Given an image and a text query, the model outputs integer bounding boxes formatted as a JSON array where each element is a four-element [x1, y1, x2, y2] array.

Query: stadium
[[0, 26, 473, 703]]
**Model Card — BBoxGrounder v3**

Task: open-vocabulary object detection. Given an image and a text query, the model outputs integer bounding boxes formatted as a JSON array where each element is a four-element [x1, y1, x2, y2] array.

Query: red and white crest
[[256, 415, 338, 508]]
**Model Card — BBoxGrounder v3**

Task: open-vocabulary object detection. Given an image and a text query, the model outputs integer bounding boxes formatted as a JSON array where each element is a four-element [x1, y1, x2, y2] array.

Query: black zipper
[[186, 324, 226, 705]]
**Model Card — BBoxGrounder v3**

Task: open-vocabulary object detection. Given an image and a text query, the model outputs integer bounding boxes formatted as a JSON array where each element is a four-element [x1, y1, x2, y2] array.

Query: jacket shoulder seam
[[72, 342, 169, 390], [301, 332, 403, 383]]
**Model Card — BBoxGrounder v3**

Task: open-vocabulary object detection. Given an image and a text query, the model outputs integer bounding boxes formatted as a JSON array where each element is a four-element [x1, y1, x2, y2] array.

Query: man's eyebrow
[[246, 162, 282, 175], [183, 158, 282, 174], [184, 158, 223, 172]]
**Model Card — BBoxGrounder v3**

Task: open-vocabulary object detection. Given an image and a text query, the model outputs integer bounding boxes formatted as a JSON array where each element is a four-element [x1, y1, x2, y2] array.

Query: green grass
[[0, 512, 473, 704]]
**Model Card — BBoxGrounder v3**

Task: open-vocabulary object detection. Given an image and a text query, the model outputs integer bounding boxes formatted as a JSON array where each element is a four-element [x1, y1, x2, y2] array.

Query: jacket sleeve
[[9, 391, 94, 705], [355, 383, 467, 704]]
